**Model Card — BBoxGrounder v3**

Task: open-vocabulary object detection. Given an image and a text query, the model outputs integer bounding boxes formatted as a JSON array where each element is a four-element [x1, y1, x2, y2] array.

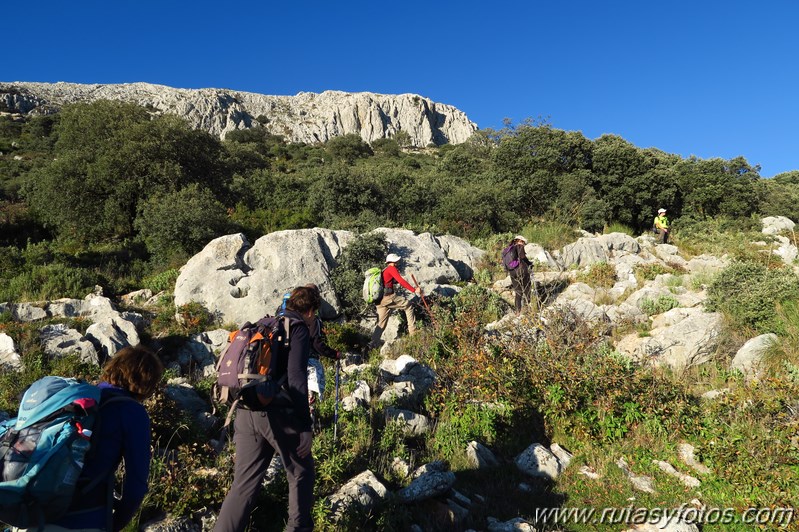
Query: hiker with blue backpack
[[502, 235, 534, 314], [369, 253, 421, 348], [214, 286, 320, 532], [0, 345, 164, 532]]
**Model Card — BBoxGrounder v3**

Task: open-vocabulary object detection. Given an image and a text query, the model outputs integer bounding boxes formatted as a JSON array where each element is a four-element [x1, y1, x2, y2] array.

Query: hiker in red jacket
[[370, 253, 421, 347]]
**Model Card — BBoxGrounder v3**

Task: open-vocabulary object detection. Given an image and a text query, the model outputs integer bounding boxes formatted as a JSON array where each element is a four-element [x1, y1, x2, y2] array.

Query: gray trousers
[[214, 409, 314, 532], [371, 292, 416, 345]]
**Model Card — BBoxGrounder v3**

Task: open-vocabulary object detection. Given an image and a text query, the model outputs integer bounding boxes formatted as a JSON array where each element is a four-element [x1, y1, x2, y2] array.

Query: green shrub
[[604, 221, 635, 236], [706, 261, 799, 334], [640, 294, 679, 315], [633, 262, 673, 284], [134, 184, 233, 266], [520, 219, 581, 251], [142, 268, 180, 293], [330, 232, 388, 318], [431, 400, 505, 467], [577, 261, 617, 288], [0, 263, 100, 302]]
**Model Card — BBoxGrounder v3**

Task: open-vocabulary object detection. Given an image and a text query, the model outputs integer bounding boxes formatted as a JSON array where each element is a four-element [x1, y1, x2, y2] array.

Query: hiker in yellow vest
[[654, 208, 670, 244]]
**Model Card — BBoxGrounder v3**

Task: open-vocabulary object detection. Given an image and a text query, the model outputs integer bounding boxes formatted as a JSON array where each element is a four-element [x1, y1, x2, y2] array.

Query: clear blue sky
[[5, 1, 798, 177]]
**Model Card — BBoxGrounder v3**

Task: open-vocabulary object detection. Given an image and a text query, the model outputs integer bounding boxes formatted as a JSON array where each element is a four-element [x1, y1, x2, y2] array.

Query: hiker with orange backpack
[[370, 253, 421, 348], [214, 286, 320, 532]]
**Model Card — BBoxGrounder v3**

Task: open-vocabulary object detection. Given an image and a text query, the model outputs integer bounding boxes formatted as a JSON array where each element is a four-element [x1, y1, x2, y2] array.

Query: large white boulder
[[0, 333, 21, 370], [616, 308, 724, 369], [761, 215, 795, 235], [731, 333, 777, 378]]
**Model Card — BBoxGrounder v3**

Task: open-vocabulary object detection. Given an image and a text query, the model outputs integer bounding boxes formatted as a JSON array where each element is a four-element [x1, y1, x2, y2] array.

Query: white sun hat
[[385, 253, 401, 263]]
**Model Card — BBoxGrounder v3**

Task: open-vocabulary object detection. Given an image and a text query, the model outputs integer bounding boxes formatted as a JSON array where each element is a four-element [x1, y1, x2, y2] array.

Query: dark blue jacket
[[56, 382, 151, 531]]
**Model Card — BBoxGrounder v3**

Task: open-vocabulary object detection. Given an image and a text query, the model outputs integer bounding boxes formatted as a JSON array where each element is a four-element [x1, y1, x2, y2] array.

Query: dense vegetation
[[3, 101, 799, 301], [2, 101, 799, 530]]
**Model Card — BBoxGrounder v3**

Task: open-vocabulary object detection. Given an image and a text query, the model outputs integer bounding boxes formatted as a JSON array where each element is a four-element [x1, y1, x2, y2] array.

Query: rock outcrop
[[0, 82, 478, 147]]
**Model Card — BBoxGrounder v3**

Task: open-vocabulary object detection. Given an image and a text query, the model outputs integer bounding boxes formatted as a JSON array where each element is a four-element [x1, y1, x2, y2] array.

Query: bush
[[706, 261, 799, 334], [330, 232, 388, 318], [577, 261, 617, 288], [0, 263, 100, 302], [640, 294, 679, 315], [134, 184, 233, 266], [142, 268, 180, 293]]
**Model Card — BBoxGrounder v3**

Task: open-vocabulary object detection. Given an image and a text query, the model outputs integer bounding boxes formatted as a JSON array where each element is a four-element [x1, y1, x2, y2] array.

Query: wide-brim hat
[[658, 208, 667, 214], [385, 253, 401, 263], [514, 235, 528, 244]]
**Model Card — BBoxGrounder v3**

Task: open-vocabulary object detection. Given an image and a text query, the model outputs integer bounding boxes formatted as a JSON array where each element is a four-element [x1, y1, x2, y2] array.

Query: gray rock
[[677, 443, 712, 475], [140, 516, 198, 532], [10, 303, 47, 322], [164, 379, 216, 431], [616, 457, 656, 494], [328, 470, 388, 520], [385, 407, 431, 435], [486, 517, 536, 532], [342, 380, 371, 412], [616, 308, 724, 370], [731, 333, 777, 377], [40, 324, 99, 365], [652, 460, 701, 488], [557, 237, 609, 268], [120, 289, 154, 306], [0, 333, 21, 370], [762, 215, 795, 235], [515, 443, 563, 480], [436, 234, 485, 280], [397, 468, 456, 503], [466, 440, 499, 469], [85, 315, 140, 359], [598, 232, 641, 253]]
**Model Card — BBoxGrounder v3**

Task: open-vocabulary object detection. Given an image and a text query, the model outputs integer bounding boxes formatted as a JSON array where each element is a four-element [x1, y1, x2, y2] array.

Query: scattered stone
[[652, 460, 701, 488], [391, 457, 410, 479], [486, 517, 536, 532], [731, 333, 777, 378], [578, 465, 602, 479], [616, 457, 656, 494], [384, 407, 431, 436], [0, 333, 21, 370], [677, 443, 712, 475], [120, 288, 154, 306], [342, 380, 371, 411], [328, 470, 388, 520], [515, 443, 563, 480], [397, 468, 455, 503], [40, 324, 99, 365], [700, 388, 729, 401], [549, 443, 573, 469], [466, 440, 499, 469]]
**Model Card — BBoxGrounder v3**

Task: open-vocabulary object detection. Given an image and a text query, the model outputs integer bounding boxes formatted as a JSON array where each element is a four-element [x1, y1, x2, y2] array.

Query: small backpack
[[362, 267, 384, 304], [0, 376, 128, 528], [501, 245, 520, 272]]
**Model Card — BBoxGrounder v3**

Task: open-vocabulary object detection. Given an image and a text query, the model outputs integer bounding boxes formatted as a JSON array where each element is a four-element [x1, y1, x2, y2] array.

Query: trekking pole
[[411, 274, 437, 329], [333, 359, 340, 443]]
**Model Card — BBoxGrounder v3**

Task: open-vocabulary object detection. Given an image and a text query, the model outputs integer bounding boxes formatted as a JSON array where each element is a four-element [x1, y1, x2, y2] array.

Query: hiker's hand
[[297, 431, 312, 458], [335, 350, 342, 360], [415, 287, 422, 296]]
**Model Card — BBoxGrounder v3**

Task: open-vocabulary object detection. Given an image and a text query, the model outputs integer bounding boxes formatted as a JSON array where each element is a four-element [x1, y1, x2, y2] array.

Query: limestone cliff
[[0, 81, 478, 146]]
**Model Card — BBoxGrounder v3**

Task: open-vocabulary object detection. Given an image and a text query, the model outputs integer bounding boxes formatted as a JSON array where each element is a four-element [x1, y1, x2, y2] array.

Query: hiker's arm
[[312, 318, 339, 359], [287, 325, 313, 432], [114, 406, 151, 532], [387, 267, 416, 293]]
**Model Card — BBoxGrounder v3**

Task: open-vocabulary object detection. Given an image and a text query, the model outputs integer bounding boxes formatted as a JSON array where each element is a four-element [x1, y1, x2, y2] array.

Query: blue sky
[[5, 1, 798, 177]]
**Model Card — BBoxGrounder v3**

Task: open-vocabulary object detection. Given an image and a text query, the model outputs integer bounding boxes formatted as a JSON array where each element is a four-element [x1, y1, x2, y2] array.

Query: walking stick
[[333, 359, 340, 442], [411, 274, 437, 329]]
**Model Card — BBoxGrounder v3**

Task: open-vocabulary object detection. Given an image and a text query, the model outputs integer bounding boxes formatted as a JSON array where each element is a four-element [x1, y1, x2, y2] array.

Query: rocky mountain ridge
[[0, 81, 478, 147]]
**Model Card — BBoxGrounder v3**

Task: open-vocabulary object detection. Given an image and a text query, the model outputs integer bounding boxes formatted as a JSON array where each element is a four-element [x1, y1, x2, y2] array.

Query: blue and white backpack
[[0, 376, 119, 528]]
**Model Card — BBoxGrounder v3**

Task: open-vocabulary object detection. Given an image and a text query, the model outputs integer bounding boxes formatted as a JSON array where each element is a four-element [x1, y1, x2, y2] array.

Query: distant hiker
[[54, 345, 164, 532], [215, 286, 320, 532], [654, 208, 670, 244], [503, 235, 533, 314], [370, 253, 421, 348]]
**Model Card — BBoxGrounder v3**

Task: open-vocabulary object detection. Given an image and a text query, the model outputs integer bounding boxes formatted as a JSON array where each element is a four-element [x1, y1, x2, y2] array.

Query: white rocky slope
[[0, 81, 478, 146]]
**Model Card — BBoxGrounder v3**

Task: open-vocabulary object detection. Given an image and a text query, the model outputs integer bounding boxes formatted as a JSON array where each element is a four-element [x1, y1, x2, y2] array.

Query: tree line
[[1, 100, 798, 298]]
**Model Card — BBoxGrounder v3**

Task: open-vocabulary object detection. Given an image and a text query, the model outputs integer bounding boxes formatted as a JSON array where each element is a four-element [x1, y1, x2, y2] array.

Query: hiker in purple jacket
[[214, 286, 320, 532], [54, 345, 164, 532], [503, 235, 534, 314]]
